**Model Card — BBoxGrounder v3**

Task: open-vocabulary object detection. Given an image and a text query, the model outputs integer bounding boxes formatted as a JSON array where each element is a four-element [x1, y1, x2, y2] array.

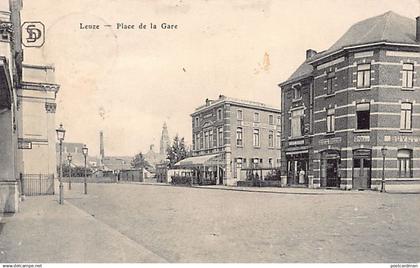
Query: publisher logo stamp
[[22, 21, 45, 47]]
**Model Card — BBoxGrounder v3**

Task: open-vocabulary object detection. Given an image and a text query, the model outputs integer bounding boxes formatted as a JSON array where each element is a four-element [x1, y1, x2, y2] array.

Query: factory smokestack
[[100, 130, 105, 161]]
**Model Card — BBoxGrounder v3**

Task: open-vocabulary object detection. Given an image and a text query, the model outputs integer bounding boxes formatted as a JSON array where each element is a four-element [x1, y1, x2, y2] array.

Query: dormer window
[[217, 108, 223, 120], [293, 85, 301, 99]]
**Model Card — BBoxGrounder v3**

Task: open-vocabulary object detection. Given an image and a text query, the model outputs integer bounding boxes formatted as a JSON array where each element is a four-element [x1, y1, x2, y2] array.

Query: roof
[[312, 11, 418, 62], [281, 11, 418, 86], [193, 95, 281, 115], [174, 153, 223, 167], [103, 156, 133, 171], [283, 60, 313, 85]]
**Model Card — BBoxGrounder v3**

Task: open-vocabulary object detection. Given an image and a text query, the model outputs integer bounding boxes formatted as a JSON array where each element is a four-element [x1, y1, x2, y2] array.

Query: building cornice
[[22, 63, 55, 71], [191, 97, 281, 117], [308, 42, 420, 65], [20, 81, 60, 93]]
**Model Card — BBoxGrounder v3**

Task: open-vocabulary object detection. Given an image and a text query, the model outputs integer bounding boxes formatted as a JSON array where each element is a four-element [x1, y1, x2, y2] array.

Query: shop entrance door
[[353, 149, 371, 190], [326, 159, 340, 187]]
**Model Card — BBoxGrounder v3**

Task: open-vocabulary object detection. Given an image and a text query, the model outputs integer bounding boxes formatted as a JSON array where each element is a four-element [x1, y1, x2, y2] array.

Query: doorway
[[352, 149, 371, 190], [320, 150, 341, 188]]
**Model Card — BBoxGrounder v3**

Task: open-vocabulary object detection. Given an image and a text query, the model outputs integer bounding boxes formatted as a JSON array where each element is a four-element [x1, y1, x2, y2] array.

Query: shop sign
[[384, 135, 420, 143], [319, 137, 342, 145], [354, 135, 370, 143], [289, 139, 304, 146], [18, 140, 32, 149]]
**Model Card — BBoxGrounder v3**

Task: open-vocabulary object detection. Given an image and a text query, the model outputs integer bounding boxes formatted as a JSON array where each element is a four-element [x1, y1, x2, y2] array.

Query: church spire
[[160, 122, 170, 156]]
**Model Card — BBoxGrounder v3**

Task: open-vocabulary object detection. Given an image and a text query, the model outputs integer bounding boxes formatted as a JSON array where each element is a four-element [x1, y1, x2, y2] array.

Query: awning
[[174, 154, 224, 168]]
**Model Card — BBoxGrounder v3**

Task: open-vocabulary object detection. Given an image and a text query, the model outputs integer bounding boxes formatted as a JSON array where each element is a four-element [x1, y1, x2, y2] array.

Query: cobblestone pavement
[[63, 183, 420, 263]]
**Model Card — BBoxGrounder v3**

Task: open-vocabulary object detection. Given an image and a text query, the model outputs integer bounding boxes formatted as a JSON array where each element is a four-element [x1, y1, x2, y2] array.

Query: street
[[1, 183, 419, 263], [65, 183, 419, 262]]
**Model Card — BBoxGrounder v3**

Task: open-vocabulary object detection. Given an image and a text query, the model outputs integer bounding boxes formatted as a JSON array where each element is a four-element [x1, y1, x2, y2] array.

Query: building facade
[[18, 64, 59, 176], [177, 95, 281, 186], [280, 11, 420, 190]]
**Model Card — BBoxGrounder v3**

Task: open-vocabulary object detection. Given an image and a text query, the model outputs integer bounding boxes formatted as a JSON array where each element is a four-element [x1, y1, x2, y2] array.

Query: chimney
[[416, 16, 420, 42], [306, 49, 317, 59], [99, 131, 105, 159]]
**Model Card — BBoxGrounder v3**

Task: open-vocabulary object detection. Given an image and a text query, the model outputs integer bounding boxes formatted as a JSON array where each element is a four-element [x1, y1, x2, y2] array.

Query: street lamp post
[[67, 153, 72, 190], [82, 144, 88, 194], [56, 123, 66, 205], [381, 146, 388, 193]]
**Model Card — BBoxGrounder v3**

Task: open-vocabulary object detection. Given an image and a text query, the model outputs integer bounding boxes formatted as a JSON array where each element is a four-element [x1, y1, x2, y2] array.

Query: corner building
[[182, 95, 281, 186], [280, 12, 420, 190]]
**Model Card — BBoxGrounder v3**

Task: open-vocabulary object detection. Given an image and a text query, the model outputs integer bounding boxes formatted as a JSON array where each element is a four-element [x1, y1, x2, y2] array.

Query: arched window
[[397, 149, 412, 178]]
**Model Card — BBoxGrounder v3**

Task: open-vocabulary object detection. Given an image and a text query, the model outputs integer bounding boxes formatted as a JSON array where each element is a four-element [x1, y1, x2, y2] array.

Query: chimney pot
[[416, 16, 420, 42], [306, 49, 317, 59]]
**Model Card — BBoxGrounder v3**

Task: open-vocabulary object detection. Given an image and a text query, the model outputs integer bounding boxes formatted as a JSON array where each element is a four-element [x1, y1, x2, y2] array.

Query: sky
[[21, 0, 420, 157]]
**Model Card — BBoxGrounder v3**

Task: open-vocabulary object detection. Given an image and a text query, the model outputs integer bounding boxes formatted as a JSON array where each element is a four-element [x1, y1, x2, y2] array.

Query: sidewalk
[[121, 181, 420, 194], [0, 195, 166, 263]]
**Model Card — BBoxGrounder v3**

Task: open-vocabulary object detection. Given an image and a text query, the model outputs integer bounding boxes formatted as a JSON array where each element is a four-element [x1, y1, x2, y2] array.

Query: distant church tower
[[159, 122, 170, 156]]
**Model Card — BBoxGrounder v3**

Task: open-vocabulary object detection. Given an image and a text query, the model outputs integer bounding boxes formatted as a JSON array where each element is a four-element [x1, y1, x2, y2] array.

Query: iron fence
[[21, 174, 55, 196]]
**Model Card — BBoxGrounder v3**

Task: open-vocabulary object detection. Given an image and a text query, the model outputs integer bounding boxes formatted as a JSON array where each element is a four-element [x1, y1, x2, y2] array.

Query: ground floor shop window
[[286, 153, 308, 185], [398, 149, 412, 178]]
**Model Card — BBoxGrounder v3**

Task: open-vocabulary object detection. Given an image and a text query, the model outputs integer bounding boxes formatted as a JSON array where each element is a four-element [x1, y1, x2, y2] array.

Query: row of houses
[[175, 11, 420, 191]]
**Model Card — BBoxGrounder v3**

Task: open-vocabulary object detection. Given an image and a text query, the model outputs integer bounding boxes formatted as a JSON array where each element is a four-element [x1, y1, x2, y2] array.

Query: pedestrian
[[299, 169, 305, 184]]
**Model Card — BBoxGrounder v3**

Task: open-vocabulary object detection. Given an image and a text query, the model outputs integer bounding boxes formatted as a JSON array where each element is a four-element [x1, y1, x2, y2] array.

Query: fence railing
[[21, 174, 55, 196]]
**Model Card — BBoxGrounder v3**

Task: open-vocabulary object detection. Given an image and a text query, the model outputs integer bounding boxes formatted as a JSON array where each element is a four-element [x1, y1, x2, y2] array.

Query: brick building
[[176, 95, 281, 186], [280, 11, 420, 190]]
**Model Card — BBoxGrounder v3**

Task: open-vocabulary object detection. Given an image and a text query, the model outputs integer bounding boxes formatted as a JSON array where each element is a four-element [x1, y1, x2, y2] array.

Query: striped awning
[[174, 154, 223, 167]]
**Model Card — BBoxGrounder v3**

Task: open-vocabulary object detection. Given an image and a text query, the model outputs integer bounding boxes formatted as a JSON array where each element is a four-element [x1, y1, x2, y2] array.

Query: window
[[200, 132, 204, 149], [192, 134, 196, 150], [236, 127, 243, 146], [269, 114, 274, 125], [293, 85, 301, 99], [194, 117, 199, 127], [253, 129, 260, 147], [276, 131, 281, 148], [400, 102, 412, 130], [268, 130, 274, 148], [209, 129, 213, 148], [217, 127, 223, 147], [402, 63, 414, 88], [237, 110, 243, 120], [217, 109, 223, 120], [356, 64, 371, 88], [196, 133, 200, 150], [326, 108, 335, 133], [276, 116, 281, 125], [398, 149, 412, 178], [291, 108, 304, 137], [356, 103, 370, 130], [326, 72, 335, 95], [268, 158, 273, 168], [204, 131, 209, 149], [254, 112, 260, 122]]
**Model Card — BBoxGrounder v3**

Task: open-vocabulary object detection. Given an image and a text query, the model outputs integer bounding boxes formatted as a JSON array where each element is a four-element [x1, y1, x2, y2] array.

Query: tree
[[131, 152, 151, 169], [167, 134, 189, 167]]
